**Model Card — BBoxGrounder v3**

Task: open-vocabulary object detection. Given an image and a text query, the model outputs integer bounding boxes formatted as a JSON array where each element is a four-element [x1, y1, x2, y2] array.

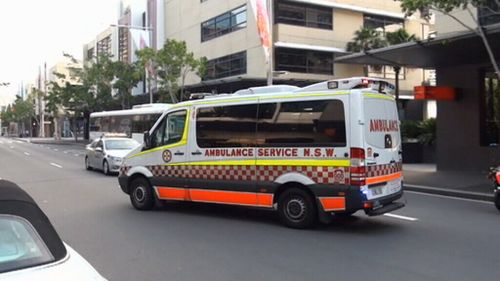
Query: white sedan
[[0, 180, 106, 280], [85, 138, 140, 175]]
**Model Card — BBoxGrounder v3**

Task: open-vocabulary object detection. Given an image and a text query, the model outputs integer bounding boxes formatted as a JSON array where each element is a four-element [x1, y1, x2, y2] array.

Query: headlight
[[109, 156, 123, 162]]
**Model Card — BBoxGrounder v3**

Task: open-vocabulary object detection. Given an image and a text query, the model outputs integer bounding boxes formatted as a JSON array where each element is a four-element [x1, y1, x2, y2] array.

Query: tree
[[136, 39, 207, 103], [346, 28, 388, 75], [398, 0, 500, 79], [112, 60, 142, 109], [385, 28, 417, 45]]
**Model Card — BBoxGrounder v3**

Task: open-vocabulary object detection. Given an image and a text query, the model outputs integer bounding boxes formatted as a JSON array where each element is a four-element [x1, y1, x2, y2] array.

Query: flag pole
[[266, 0, 273, 86]]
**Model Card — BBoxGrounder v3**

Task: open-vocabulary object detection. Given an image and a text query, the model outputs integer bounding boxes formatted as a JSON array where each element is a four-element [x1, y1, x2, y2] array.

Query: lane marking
[[64, 151, 68, 154], [9, 146, 14, 149], [24, 152, 30, 156], [50, 163, 63, 169], [0, 141, 4, 144], [16, 140, 23, 144], [383, 213, 418, 221], [405, 190, 493, 205], [74, 154, 80, 157], [54, 148, 58, 151]]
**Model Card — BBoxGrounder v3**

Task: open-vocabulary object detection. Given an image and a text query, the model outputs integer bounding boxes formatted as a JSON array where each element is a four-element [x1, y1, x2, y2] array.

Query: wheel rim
[[104, 162, 108, 173], [285, 197, 307, 221], [85, 158, 89, 168], [134, 186, 146, 203]]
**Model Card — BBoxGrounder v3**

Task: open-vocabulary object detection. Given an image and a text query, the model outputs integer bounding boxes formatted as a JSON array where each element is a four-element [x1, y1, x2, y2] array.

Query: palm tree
[[385, 28, 416, 45], [346, 28, 387, 76]]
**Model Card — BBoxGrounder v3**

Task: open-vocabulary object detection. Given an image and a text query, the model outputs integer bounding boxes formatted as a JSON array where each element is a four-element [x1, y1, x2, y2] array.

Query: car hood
[[0, 244, 107, 281], [105, 150, 133, 158]]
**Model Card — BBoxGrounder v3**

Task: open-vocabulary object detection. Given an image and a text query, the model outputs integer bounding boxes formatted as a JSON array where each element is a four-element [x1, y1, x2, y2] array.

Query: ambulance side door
[[146, 108, 189, 191]]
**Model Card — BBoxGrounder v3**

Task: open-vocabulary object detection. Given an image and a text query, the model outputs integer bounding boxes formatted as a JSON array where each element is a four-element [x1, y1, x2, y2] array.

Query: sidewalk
[[15, 137, 88, 147], [403, 164, 493, 201]]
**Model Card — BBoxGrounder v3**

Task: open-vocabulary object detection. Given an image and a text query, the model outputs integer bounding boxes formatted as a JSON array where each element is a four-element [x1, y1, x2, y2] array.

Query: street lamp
[[110, 24, 154, 103]]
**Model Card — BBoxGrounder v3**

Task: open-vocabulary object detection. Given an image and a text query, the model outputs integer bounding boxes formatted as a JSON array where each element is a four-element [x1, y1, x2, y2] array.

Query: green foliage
[[1, 95, 35, 124], [398, 0, 492, 19], [418, 118, 437, 145], [401, 118, 437, 145], [112, 60, 142, 109], [385, 28, 417, 45], [346, 28, 388, 52], [136, 39, 207, 103]]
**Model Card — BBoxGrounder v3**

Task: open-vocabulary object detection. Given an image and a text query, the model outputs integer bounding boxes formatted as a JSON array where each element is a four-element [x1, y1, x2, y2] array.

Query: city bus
[[89, 103, 172, 142]]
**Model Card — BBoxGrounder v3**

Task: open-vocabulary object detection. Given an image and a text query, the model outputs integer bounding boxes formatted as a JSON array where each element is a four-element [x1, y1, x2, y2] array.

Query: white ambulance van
[[118, 77, 404, 228]]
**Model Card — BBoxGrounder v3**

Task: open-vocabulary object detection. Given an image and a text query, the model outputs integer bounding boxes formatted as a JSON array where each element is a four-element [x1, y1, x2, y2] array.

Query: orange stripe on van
[[319, 197, 346, 211], [157, 187, 274, 208], [157, 187, 189, 200], [366, 172, 402, 185], [190, 189, 273, 207]]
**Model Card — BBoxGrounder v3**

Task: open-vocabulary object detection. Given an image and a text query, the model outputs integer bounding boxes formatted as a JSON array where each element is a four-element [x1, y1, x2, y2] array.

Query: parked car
[[0, 180, 106, 280], [85, 137, 140, 175]]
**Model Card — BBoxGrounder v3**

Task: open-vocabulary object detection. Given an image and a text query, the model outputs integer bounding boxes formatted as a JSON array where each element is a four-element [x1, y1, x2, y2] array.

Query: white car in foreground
[[0, 180, 107, 280]]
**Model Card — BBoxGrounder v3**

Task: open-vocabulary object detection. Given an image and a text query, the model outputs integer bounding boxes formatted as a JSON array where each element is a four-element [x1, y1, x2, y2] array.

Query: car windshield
[[0, 215, 54, 273], [105, 139, 138, 150]]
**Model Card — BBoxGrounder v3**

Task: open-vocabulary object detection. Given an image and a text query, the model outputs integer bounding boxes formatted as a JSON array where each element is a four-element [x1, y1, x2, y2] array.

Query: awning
[[274, 41, 347, 54], [335, 23, 500, 68]]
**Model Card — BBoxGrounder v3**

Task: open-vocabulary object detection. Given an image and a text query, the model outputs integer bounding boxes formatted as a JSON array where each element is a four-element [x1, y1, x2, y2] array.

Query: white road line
[[383, 213, 419, 221], [0, 141, 4, 144], [54, 149, 58, 151], [16, 140, 23, 144], [64, 151, 68, 154], [50, 163, 63, 169], [9, 146, 14, 149], [24, 152, 30, 156], [74, 154, 80, 157], [406, 190, 493, 205]]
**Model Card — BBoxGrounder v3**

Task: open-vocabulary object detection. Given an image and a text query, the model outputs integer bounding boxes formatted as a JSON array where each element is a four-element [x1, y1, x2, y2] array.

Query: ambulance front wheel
[[278, 188, 317, 229], [130, 177, 154, 210]]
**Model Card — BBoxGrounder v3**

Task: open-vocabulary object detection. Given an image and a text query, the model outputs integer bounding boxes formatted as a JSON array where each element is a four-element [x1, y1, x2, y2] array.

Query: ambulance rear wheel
[[130, 177, 154, 210], [278, 188, 317, 229]]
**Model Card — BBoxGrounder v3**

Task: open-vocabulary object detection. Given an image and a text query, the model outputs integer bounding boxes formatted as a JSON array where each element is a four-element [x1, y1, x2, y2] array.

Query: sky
[[0, 0, 120, 107]]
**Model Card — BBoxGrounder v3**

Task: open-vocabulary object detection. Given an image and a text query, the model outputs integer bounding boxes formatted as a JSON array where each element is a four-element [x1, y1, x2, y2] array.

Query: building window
[[96, 35, 112, 57], [478, 2, 500, 26], [118, 27, 129, 62], [86, 48, 95, 60], [201, 5, 247, 42], [480, 71, 500, 146], [363, 14, 404, 35], [275, 1, 332, 30], [204, 51, 247, 80], [275, 48, 333, 75]]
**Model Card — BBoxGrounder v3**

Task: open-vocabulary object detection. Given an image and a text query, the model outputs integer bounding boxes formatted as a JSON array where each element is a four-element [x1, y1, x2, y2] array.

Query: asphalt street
[[0, 136, 499, 281]]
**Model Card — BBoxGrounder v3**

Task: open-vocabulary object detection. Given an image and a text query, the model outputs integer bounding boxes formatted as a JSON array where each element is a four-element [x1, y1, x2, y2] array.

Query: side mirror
[[95, 147, 103, 152], [143, 131, 151, 150]]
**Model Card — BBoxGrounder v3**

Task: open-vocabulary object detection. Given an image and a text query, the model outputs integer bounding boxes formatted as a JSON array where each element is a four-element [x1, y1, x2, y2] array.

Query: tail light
[[350, 147, 366, 186]]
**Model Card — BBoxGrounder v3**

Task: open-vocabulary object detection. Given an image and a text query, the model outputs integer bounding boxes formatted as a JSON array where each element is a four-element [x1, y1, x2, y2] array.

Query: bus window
[[89, 117, 102, 131]]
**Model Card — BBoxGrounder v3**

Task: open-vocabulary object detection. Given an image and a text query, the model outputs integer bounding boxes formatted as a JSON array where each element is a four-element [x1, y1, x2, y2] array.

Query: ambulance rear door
[[362, 93, 403, 200]]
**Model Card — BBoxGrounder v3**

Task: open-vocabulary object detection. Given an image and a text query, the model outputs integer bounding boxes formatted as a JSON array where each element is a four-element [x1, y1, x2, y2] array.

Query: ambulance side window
[[196, 104, 258, 148], [256, 99, 346, 147], [150, 110, 187, 148]]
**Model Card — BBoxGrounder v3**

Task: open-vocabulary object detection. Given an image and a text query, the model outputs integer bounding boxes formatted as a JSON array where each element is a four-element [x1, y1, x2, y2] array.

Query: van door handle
[[191, 151, 202, 155], [174, 151, 184, 156]]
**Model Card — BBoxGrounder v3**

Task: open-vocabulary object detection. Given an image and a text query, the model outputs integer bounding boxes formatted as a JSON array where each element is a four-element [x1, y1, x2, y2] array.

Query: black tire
[[278, 188, 317, 229], [103, 160, 110, 175], [495, 193, 500, 211], [85, 157, 92, 171], [129, 177, 155, 210]]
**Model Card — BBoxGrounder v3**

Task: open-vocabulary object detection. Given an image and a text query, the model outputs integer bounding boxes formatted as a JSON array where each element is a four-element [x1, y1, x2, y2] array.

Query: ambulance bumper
[[364, 190, 404, 216], [118, 175, 129, 194]]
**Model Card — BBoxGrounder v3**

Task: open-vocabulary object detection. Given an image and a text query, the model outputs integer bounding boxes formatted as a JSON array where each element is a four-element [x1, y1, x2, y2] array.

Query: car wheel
[[278, 188, 317, 229], [129, 177, 154, 210], [495, 193, 500, 211], [85, 157, 92, 170], [103, 160, 110, 175]]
